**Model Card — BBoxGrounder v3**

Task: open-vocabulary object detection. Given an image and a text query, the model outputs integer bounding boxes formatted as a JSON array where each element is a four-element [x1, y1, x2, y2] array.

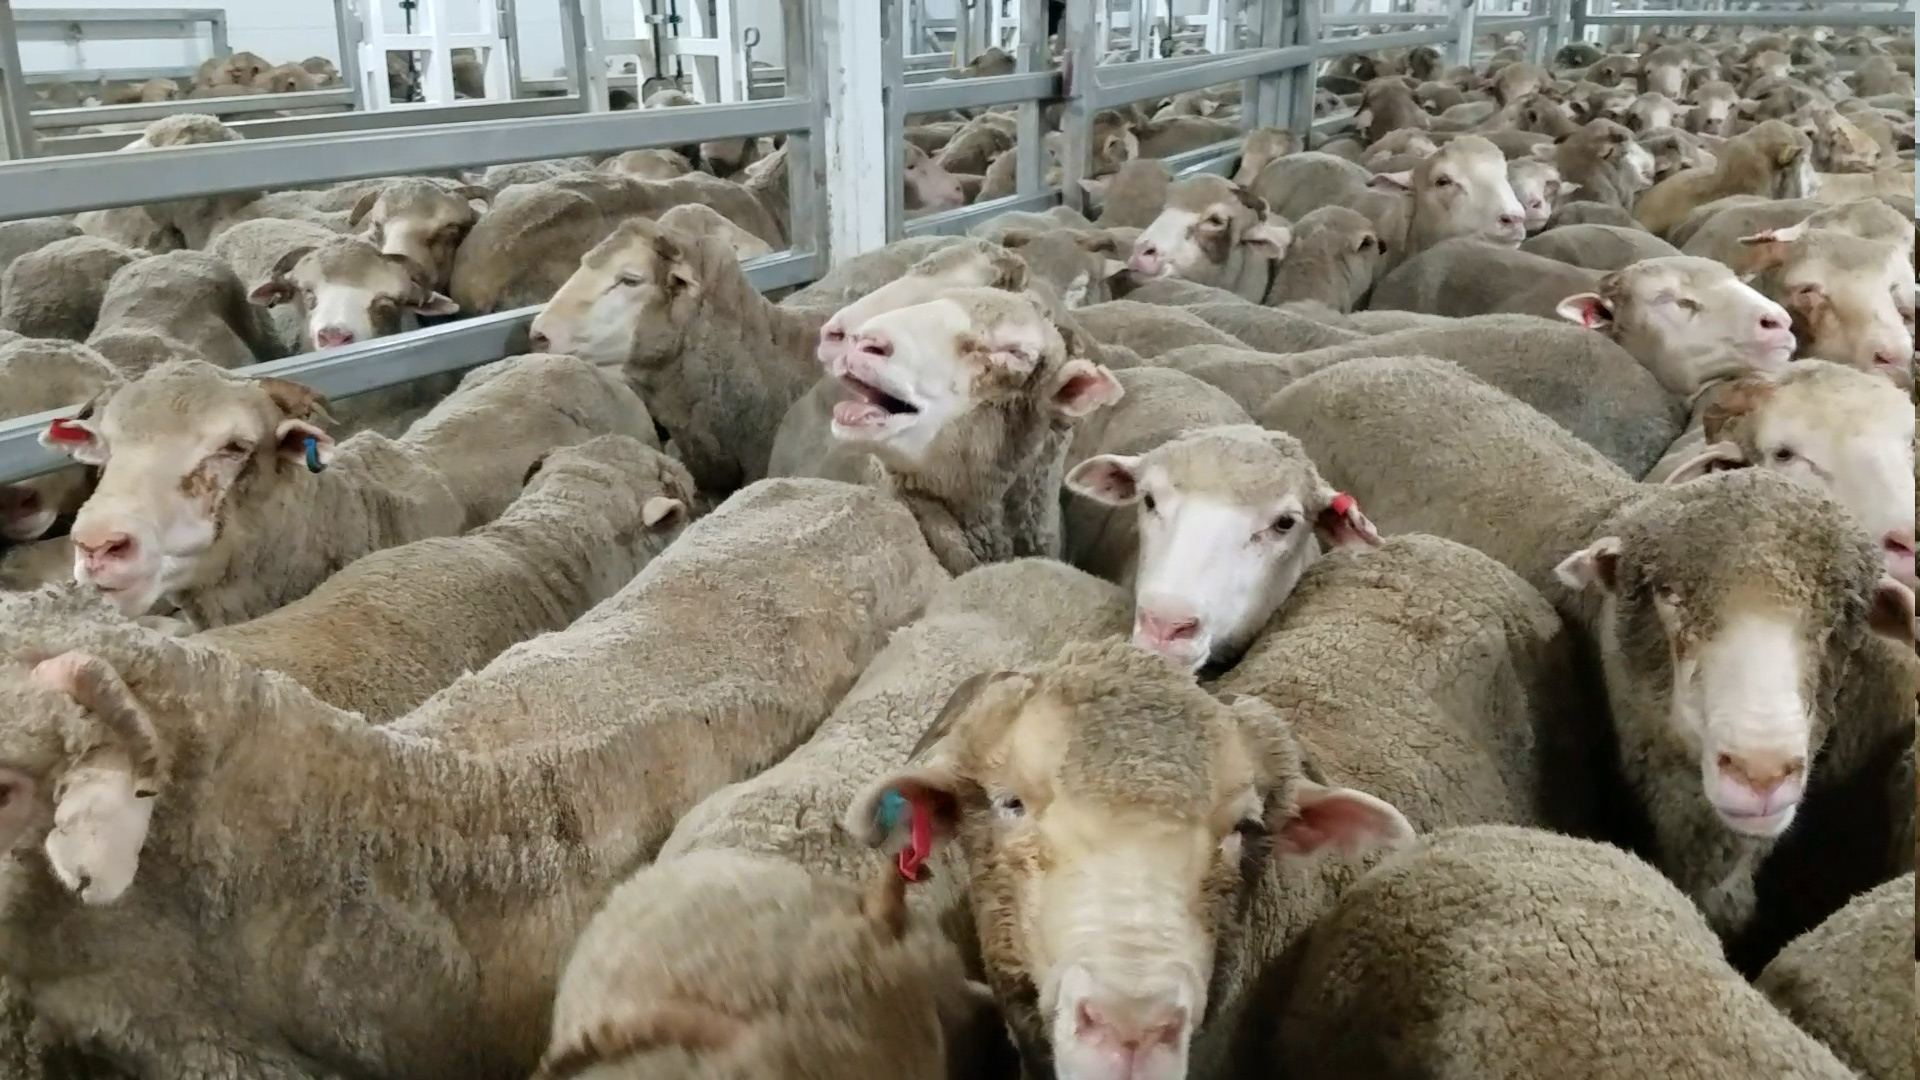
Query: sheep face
[[1668, 363, 1916, 590], [249, 238, 457, 351], [1555, 256, 1794, 396], [1065, 426, 1379, 671], [847, 643, 1412, 1080], [528, 219, 691, 367], [1739, 226, 1913, 381], [1625, 92, 1682, 132], [1554, 471, 1914, 840], [45, 362, 336, 617], [657, 203, 775, 262], [904, 145, 967, 213], [1504, 158, 1570, 233], [1127, 176, 1291, 284], [1378, 135, 1528, 251], [0, 648, 172, 910], [351, 180, 486, 291], [817, 242, 1029, 365], [1688, 82, 1739, 136], [828, 289, 1121, 468]]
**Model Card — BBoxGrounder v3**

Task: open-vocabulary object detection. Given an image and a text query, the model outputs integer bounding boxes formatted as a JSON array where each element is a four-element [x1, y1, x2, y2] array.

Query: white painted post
[[820, 0, 890, 260]]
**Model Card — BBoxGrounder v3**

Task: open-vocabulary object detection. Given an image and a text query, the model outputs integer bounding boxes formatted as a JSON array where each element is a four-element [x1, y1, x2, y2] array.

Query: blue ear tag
[[303, 436, 326, 474], [877, 788, 907, 830]]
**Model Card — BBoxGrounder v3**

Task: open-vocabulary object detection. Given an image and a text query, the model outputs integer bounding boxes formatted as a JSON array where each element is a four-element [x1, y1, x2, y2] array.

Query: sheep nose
[[1758, 311, 1788, 333], [1135, 610, 1201, 649], [528, 329, 551, 352], [1071, 992, 1190, 1067], [1871, 347, 1908, 371], [1716, 751, 1804, 799], [855, 334, 893, 359], [73, 530, 135, 574], [314, 327, 356, 349], [1497, 212, 1525, 231]]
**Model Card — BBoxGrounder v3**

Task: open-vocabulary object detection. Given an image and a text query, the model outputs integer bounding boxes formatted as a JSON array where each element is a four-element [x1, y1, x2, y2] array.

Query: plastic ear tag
[[303, 436, 326, 474], [45, 418, 89, 444], [878, 788, 933, 883], [1329, 492, 1357, 518]]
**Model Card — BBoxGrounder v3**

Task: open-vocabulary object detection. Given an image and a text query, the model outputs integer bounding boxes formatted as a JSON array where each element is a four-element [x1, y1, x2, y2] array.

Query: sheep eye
[[1770, 446, 1796, 463], [1677, 298, 1701, 313], [1142, 493, 1158, 513], [616, 273, 645, 288], [991, 792, 1025, 819], [220, 439, 252, 457], [1234, 817, 1269, 841], [1433, 174, 1455, 187], [1654, 585, 1683, 606], [1266, 513, 1298, 535]]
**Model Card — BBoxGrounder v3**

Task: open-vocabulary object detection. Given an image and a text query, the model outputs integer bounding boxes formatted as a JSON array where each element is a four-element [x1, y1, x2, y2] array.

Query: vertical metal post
[[1014, 0, 1046, 197], [820, 0, 889, 260], [1451, 0, 1476, 66], [1288, 0, 1320, 140], [210, 11, 231, 59], [1250, 0, 1290, 131], [784, 0, 826, 262], [566, 0, 605, 110], [1568, 0, 1587, 45], [882, 0, 905, 240], [332, 0, 368, 111], [1542, 0, 1564, 61], [0, 2, 34, 161], [1059, 0, 1097, 214]]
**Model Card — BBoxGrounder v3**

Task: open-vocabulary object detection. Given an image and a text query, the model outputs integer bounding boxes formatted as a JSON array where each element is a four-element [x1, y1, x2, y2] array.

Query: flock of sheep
[[0, 14, 1910, 1080]]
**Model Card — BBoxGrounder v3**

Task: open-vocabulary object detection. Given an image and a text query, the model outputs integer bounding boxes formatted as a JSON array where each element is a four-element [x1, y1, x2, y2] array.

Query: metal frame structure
[[14, 7, 227, 84]]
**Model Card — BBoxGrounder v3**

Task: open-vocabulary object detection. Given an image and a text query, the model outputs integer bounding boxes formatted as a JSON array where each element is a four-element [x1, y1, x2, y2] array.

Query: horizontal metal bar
[[1315, 26, 1458, 55], [31, 89, 355, 129], [13, 8, 223, 23], [903, 190, 1058, 236], [1319, 12, 1453, 24], [1090, 45, 1315, 108], [0, 250, 821, 484], [23, 66, 197, 85], [1580, 7, 1910, 23], [903, 70, 1060, 113], [1479, 14, 1556, 29], [0, 99, 812, 213], [1162, 138, 1244, 177]]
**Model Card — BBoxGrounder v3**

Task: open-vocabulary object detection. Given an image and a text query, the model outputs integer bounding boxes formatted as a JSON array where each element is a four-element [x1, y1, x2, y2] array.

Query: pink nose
[[528, 330, 551, 352], [315, 327, 355, 349], [1871, 348, 1908, 371], [74, 530, 135, 576], [1136, 610, 1200, 650], [1885, 531, 1915, 567], [1717, 751, 1804, 801], [855, 334, 892, 359], [1498, 212, 1525, 231], [1758, 311, 1788, 333], [1073, 997, 1188, 1069], [1128, 243, 1162, 275]]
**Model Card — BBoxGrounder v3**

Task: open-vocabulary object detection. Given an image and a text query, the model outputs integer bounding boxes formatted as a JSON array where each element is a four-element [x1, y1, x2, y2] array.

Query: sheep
[[643, 87, 764, 177], [845, 553, 1571, 1080], [660, 559, 1131, 940], [1265, 206, 1384, 311], [0, 475, 945, 1077], [1737, 223, 1914, 379], [0, 219, 81, 280], [538, 851, 1001, 1080], [213, 220, 459, 355], [1273, 826, 1861, 1079], [1069, 299, 1252, 358], [1680, 196, 1913, 265], [43, 361, 466, 628], [1811, 167, 1919, 204], [596, 147, 696, 180], [1081, 157, 1173, 228], [1126, 175, 1294, 303], [346, 177, 489, 292], [1544, 199, 1644, 231], [197, 435, 694, 722], [528, 216, 826, 494], [82, 329, 200, 378], [1651, 361, 1915, 593], [0, 536, 74, 592], [1506, 157, 1572, 233], [448, 171, 784, 313], [477, 158, 589, 190], [1754, 872, 1914, 1080], [1354, 77, 1431, 145], [932, 115, 1017, 175], [1066, 421, 1383, 671], [0, 236, 143, 341], [1058, 366, 1251, 572], [1233, 127, 1301, 187], [0, 338, 118, 544], [1250, 135, 1527, 271], [779, 236, 970, 311], [1258, 354, 1915, 933], [1633, 120, 1817, 238], [1370, 245, 1795, 397], [1519, 222, 1680, 269], [1546, 120, 1656, 210], [85, 251, 278, 369], [659, 202, 776, 261], [902, 144, 966, 214], [826, 288, 1123, 573]]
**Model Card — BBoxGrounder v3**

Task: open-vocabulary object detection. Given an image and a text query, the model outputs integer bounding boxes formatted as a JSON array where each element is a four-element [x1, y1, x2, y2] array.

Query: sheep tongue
[[834, 400, 893, 427]]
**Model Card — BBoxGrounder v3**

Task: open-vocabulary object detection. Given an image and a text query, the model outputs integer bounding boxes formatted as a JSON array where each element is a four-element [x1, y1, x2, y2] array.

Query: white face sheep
[[1064, 425, 1380, 671], [247, 237, 458, 350], [848, 640, 1412, 1080], [1371, 134, 1530, 249], [1554, 256, 1796, 393], [348, 177, 489, 292], [1665, 362, 1916, 589], [1737, 223, 1914, 381], [1505, 157, 1573, 233], [904, 144, 968, 213], [1126, 176, 1292, 300], [815, 240, 1031, 365]]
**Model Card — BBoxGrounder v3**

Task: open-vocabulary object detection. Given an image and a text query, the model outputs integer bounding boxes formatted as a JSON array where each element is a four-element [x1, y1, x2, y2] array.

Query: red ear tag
[[1329, 492, 1357, 518], [895, 794, 934, 883], [45, 419, 88, 444]]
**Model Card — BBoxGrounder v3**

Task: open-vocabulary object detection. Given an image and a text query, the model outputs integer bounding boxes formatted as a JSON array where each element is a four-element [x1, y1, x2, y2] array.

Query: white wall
[[13, 0, 787, 85]]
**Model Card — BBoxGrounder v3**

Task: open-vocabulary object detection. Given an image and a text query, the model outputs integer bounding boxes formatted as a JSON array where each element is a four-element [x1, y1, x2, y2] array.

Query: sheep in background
[[0, 338, 118, 544], [0, 477, 944, 1076], [1125, 174, 1294, 303], [1755, 872, 1914, 1080], [86, 251, 279, 369], [0, 218, 82, 281], [0, 236, 144, 341], [216, 222, 459, 355], [1274, 827, 1859, 1079], [1519, 222, 1680, 270], [347, 176, 490, 293], [197, 435, 693, 721]]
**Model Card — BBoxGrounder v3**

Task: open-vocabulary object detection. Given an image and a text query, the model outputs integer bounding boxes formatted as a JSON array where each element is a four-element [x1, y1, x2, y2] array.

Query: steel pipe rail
[[1579, 6, 1911, 24], [1086, 45, 1314, 108], [1320, 12, 1455, 25], [30, 89, 357, 129], [902, 69, 1061, 113], [903, 191, 1057, 236], [0, 250, 821, 485], [0, 99, 812, 217], [1327, 26, 1460, 54]]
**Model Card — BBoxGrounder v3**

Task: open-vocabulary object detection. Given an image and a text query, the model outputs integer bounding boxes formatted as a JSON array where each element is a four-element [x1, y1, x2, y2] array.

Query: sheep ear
[[1735, 223, 1804, 272], [1242, 218, 1293, 260], [640, 496, 685, 528], [1314, 490, 1382, 551], [1273, 778, 1414, 858], [409, 291, 459, 317], [1662, 440, 1750, 483], [1352, 108, 1374, 130], [257, 376, 334, 426], [1555, 292, 1614, 330], [1047, 358, 1124, 419], [346, 190, 381, 227], [843, 766, 964, 873], [247, 279, 298, 307], [1064, 453, 1145, 505], [1556, 179, 1583, 197], [1553, 536, 1623, 593], [1867, 576, 1914, 645], [40, 415, 108, 466], [1101, 258, 1130, 279], [275, 419, 336, 470], [1079, 176, 1109, 200], [1368, 170, 1414, 193]]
